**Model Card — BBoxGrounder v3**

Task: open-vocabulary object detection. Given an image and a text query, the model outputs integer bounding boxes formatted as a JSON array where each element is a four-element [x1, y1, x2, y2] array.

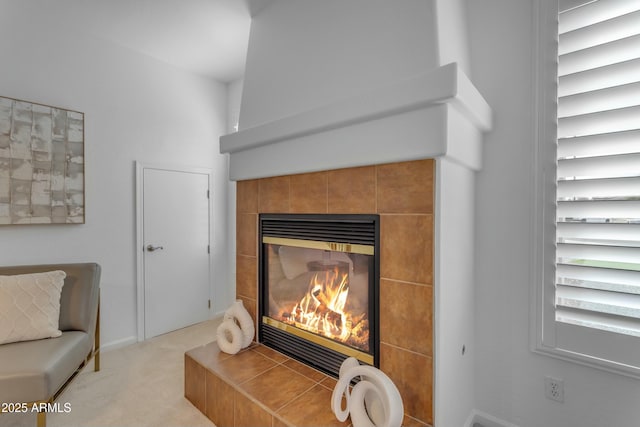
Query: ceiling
[[38, 0, 259, 83]]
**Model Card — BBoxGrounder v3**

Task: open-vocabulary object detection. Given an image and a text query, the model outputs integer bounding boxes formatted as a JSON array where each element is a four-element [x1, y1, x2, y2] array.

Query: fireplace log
[[315, 304, 341, 322], [312, 288, 331, 306], [312, 303, 343, 330]]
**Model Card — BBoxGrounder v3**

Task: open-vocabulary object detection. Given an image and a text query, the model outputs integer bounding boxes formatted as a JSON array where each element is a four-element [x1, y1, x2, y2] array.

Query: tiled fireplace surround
[[236, 159, 434, 425], [186, 159, 435, 427]]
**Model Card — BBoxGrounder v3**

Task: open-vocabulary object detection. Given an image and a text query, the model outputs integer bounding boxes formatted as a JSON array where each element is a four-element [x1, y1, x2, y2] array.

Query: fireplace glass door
[[259, 214, 379, 377]]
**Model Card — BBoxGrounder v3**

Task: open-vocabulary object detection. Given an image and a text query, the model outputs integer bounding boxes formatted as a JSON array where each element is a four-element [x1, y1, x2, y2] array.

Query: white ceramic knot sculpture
[[331, 357, 404, 427], [216, 299, 255, 355]]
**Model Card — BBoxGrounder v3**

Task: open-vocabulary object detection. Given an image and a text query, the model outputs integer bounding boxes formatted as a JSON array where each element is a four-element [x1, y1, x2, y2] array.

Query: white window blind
[[556, 0, 640, 344]]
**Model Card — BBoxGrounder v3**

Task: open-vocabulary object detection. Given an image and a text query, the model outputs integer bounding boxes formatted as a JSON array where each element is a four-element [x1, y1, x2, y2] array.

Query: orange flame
[[286, 266, 353, 342]]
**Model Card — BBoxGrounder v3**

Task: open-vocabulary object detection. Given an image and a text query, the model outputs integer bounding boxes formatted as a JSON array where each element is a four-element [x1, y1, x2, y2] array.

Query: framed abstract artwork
[[0, 96, 84, 225]]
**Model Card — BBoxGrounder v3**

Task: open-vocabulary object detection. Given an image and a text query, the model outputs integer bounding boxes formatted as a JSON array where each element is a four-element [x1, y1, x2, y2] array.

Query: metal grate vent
[[260, 214, 377, 245], [262, 323, 346, 377]]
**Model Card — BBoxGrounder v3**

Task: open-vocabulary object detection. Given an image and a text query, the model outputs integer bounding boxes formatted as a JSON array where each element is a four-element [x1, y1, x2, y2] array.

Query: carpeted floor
[[2, 318, 222, 427]]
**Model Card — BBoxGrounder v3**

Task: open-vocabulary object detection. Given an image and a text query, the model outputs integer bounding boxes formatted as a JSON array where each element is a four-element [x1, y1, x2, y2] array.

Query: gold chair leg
[[36, 409, 46, 427], [94, 295, 101, 372]]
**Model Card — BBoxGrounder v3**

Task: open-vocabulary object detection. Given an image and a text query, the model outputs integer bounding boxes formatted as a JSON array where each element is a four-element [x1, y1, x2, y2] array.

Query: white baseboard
[[464, 409, 520, 427], [211, 311, 225, 319], [100, 335, 137, 353]]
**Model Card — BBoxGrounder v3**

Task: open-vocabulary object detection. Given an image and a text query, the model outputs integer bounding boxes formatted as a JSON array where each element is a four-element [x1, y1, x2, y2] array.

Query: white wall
[[0, 1, 229, 349], [469, 1, 640, 426], [434, 0, 471, 76], [239, 0, 439, 130], [435, 157, 477, 427], [227, 79, 244, 133], [223, 78, 244, 313]]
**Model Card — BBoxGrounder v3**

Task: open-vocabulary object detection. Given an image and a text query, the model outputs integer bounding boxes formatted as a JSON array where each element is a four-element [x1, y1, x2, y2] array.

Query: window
[[533, 0, 640, 376]]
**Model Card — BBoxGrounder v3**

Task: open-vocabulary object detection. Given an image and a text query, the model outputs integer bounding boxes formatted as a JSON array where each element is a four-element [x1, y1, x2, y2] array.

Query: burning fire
[[282, 265, 369, 351]]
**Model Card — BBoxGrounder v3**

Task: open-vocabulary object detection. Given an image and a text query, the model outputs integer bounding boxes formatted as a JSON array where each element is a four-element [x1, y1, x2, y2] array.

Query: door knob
[[146, 245, 164, 252]]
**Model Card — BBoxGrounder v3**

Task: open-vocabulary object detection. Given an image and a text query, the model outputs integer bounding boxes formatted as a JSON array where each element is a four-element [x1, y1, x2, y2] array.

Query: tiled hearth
[[235, 159, 434, 426], [185, 341, 347, 427]]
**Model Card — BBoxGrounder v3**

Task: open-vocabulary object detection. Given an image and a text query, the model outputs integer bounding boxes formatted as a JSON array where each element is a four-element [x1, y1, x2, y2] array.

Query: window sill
[[533, 343, 640, 380]]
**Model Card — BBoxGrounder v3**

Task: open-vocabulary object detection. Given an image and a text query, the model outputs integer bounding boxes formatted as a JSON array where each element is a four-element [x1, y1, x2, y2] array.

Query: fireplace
[[258, 213, 380, 377], [224, 58, 491, 425]]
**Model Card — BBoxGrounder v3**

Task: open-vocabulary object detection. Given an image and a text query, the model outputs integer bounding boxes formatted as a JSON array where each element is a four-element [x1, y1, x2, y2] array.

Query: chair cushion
[[0, 331, 92, 403], [0, 270, 66, 345]]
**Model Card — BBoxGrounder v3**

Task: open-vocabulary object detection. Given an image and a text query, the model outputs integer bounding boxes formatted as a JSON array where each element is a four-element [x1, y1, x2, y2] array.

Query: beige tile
[[259, 176, 290, 213], [277, 385, 349, 427], [328, 165, 376, 213], [380, 343, 433, 425], [272, 415, 292, 427], [380, 279, 433, 356], [236, 255, 257, 300], [377, 159, 434, 214], [380, 214, 433, 285], [237, 213, 257, 257], [404, 414, 433, 427], [235, 390, 272, 427], [282, 358, 328, 383], [237, 179, 258, 214], [185, 341, 232, 373], [216, 347, 277, 385], [205, 370, 235, 427], [289, 171, 328, 213], [240, 365, 316, 412], [252, 345, 290, 364], [318, 376, 338, 391], [184, 354, 206, 413]]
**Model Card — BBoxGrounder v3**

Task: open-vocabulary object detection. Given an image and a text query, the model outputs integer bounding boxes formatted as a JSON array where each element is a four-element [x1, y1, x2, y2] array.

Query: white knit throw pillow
[[0, 270, 66, 345]]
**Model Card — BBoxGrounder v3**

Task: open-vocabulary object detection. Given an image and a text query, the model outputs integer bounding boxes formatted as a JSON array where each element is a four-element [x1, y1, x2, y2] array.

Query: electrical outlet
[[544, 376, 564, 403]]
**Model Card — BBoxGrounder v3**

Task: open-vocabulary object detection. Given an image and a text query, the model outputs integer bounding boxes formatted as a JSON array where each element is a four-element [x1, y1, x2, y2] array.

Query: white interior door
[[142, 167, 210, 339]]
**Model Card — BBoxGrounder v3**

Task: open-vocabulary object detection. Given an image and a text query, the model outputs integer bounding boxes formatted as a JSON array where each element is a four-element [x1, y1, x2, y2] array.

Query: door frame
[[135, 161, 213, 342]]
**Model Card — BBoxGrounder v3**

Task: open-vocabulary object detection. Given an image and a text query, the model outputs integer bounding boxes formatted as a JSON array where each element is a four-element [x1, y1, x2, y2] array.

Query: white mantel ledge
[[221, 62, 492, 181]]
